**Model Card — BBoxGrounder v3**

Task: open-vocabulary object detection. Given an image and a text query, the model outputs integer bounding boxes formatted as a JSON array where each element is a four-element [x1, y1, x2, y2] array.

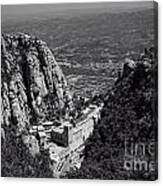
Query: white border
[[0, 0, 162, 186]]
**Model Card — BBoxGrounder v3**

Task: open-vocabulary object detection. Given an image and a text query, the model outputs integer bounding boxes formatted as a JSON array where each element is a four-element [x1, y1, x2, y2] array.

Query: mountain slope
[[1, 33, 74, 177], [65, 48, 158, 180]]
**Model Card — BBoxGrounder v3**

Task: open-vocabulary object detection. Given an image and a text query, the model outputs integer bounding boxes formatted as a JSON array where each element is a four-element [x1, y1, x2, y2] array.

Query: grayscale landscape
[[1, 1, 158, 180]]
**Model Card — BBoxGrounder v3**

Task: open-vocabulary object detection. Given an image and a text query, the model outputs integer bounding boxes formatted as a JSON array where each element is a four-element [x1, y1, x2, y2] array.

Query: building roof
[[38, 125, 45, 131], [38, 131, 46, 138], [52, 126, 64, 134], [42, 121, 54, 126]]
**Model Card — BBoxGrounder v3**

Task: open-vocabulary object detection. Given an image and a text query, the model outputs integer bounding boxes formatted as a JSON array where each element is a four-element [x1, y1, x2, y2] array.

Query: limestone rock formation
[[1, 33, 73, 147]]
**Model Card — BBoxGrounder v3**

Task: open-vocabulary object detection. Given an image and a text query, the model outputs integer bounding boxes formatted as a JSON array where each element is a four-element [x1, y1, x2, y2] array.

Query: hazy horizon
[[2, 1, 153, 22]]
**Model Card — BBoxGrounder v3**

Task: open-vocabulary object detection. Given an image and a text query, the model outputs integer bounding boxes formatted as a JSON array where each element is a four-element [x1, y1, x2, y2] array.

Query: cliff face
[[1, 33, 73, 136]]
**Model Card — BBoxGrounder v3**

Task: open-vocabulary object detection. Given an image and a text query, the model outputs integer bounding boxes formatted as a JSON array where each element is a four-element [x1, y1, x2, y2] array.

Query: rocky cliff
[[1, 33, 73, 138]]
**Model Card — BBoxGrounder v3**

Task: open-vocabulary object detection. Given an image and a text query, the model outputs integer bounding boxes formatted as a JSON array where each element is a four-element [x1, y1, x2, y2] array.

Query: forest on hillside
[[64, 48, 158, 180]]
